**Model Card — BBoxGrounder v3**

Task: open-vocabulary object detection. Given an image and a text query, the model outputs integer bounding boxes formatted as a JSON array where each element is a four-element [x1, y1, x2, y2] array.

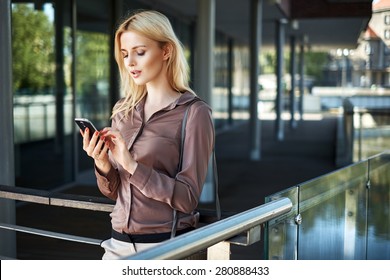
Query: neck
[[143, 83, 181, 122], [145, 81, 179, 106]]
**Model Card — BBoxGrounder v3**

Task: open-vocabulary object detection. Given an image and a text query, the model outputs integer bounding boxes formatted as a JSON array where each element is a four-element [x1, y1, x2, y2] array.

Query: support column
[[71, 0, 78, 182], [249, 0, 263, 161], [110, 0, 123, 110], [194, 0, 215, 105], [195, 0, 215, 203], [55, 0, 65, 154], [299, 38, 305, 119], [0, 0, 16, 258], [289, 35, 297, 129], [275, 19, 287, 141], [227, 38, 234, 126]]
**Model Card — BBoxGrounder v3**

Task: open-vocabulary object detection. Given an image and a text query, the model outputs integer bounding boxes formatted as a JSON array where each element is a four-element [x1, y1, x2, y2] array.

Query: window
[[365, 43, 372, 55], [384, 43, 390, 55], [385, 29, 390, 40], [385, 14, 390, 25]]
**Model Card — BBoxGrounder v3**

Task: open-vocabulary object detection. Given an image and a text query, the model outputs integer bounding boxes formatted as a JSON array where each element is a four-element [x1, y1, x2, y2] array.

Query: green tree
[[260, 50, 328, 84], [76, 31, 109, 96], [12, 4, 55, 94], [260, 51, 277, 74], [304, 52, 328, 85]]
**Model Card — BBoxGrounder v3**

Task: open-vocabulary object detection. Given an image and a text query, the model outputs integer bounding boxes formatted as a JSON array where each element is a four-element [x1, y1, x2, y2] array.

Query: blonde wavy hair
[[112, 10, 193, 119]]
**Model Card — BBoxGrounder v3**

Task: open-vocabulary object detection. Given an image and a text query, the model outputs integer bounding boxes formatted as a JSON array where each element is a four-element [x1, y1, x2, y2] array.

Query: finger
[[92, 144, 102, 159], [89, 130, 100, 147], [93, 151, 100, 160], [95, 137, 105, 152], [84, 127, 90, 139], [101, 141, 109, 154], [101, 128, 119, 138], [99, 127, 114, 137], [99, 127, 109, 135], [84, 129, 99, 156], [104, 138, 112, 151], [82, 128, 90, 150]]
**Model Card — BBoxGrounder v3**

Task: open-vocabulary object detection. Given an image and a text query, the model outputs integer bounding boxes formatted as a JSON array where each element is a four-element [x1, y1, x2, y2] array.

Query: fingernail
[[85, 128, 89, 132], [95, 131, 99, 136]]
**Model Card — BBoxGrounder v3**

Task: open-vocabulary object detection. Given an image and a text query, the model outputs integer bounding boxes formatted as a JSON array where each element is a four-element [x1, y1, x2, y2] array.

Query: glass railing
[[336, 96, 390, 166], [265, 152, 390, 260]]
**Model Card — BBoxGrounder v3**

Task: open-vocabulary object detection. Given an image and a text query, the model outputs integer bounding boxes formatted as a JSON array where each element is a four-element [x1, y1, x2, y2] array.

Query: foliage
[[260, 51, 277, 74], [12, 4, 110, 97], [260, 50, 328, 84], [304, 52, 328, 84], [12, 4, 55, 94], [76, 31, 110, 97]]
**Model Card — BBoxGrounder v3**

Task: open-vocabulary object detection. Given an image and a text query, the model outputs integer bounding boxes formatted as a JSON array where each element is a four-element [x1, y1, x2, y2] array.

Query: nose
[[126, 53, 136, 67]]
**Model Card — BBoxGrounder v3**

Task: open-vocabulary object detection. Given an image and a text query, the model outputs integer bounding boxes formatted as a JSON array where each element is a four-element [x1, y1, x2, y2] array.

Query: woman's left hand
[[100, 128, 138, 174]]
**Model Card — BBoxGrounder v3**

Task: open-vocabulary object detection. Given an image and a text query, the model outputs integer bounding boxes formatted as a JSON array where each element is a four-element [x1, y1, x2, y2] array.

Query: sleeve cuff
[[95, 165, 116, 182], [129, 162, 152, 190]]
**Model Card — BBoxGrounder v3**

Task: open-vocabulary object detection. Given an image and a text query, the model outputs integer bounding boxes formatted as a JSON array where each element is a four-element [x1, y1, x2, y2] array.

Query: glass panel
[[353, 110, 390, 162], [213, 32, 229, 129], [367, 153, 390, 259], [232, 46, 250, 121], [265, 186, 299, 260], [298, 161, 368, 259], [266, 153, 390, 259], [12, 2, 74, 188], [76, 0, 111, 172]]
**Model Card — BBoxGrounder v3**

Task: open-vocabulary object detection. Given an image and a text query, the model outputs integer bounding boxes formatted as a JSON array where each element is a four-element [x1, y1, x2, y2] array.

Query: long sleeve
[[95, 118, 122, 201], [129, 101, 214, 213]]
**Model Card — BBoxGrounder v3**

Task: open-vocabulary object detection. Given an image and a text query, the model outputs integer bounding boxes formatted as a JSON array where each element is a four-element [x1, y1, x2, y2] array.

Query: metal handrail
[[0, 184, 292, 259], [0, 184, 114, 212], [0, 222, 101, 245], [125, 197, 292, 260]]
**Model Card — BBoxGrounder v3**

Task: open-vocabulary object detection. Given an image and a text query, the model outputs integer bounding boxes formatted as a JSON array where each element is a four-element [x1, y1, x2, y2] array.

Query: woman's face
[[120, 31, 168, 86]]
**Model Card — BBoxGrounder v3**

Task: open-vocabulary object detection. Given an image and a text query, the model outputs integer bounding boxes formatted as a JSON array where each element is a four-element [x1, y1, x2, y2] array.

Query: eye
[[137, 51, 145, 56]]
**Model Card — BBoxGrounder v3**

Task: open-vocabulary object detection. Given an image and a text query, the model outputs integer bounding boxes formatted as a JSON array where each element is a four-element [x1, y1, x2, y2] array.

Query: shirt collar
[[135, 91, 198, 113]]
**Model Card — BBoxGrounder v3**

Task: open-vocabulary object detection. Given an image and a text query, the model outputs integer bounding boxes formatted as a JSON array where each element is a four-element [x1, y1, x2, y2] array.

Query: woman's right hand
[[80, 128, 111, 175]]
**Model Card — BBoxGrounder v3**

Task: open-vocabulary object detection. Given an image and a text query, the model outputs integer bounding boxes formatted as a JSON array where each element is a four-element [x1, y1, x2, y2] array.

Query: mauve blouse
[[95, 91, 214, 235]]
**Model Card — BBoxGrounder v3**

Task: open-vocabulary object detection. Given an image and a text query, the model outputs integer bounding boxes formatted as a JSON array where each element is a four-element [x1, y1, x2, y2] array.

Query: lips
[[131, 70, 141, 78]]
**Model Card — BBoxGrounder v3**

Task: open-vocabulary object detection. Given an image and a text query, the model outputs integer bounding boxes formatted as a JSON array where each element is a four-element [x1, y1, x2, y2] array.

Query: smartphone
[[75, 118, 98, 138]]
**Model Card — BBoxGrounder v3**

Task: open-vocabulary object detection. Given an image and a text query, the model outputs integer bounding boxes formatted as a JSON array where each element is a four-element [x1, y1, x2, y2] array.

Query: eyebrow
[[121, 45, 147, 52]]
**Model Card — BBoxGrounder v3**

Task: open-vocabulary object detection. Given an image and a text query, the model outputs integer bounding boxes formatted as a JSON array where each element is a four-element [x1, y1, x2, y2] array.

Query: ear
[[162, 43, 173, 61]]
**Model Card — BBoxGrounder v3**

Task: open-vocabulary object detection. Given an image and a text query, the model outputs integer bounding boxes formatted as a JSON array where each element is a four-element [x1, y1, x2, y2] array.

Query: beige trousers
[[100, 238, 159, 260]]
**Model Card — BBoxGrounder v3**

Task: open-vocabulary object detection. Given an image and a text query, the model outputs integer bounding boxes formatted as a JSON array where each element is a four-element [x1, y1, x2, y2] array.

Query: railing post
[[358, 110, 363, 161], [207, 241, 231, 260], [343, 188, 357, 259]]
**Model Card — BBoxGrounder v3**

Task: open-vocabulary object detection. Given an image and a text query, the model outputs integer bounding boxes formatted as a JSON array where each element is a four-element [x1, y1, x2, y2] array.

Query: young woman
[[80, 10, 214, 259]]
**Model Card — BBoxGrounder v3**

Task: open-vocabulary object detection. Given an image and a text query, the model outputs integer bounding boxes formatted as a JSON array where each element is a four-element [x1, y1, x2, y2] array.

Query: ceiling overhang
[[278, 0, 372, 19], [142, 0, 372, 50]]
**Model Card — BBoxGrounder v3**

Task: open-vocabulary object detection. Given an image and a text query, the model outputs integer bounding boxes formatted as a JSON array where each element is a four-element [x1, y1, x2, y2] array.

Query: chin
[[132, 79, 147, 86]]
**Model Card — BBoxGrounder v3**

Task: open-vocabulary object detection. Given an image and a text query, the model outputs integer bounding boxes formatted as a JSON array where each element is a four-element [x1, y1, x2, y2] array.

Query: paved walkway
[[15, 114, 339, 259]]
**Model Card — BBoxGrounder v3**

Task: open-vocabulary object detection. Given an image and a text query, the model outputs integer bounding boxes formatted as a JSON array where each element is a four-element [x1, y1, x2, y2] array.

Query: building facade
[[325, 0, 390, 88]]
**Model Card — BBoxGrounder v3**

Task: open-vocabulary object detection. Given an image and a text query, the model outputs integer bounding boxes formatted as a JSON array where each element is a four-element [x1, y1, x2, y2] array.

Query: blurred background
[[1, 0, 389, 259]]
